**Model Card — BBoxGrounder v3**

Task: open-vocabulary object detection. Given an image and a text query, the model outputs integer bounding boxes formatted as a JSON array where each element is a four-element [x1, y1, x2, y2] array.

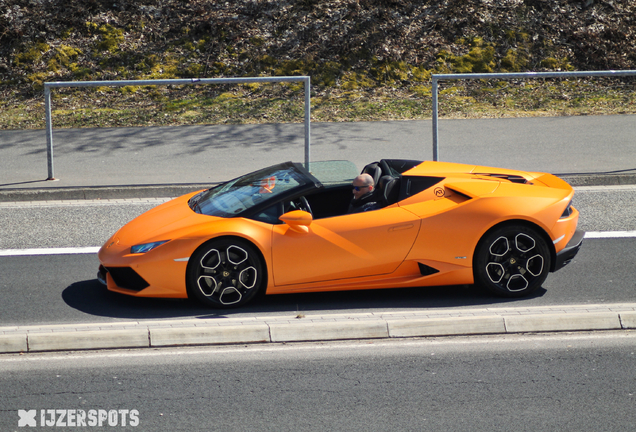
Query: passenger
[[348, 173, 379, 213]]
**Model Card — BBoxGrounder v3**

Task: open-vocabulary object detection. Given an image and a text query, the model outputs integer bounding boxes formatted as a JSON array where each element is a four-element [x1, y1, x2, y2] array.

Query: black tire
[[187, 238, 265, 308], [473, 224, 551, 297]]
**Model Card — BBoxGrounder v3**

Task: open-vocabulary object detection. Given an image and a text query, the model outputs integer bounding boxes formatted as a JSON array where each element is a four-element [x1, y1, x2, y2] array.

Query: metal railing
[[431, 70, 636, 161], [43, 76, 311, 180]]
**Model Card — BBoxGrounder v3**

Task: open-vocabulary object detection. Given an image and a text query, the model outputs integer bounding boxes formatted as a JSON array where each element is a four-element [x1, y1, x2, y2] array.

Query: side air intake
[[418, 263, 440, 276]]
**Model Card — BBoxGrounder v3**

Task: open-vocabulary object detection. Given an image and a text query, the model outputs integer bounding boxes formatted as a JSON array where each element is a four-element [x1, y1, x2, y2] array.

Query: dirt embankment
[[2, 0, 634, 95], [1, 0, 635, 130]]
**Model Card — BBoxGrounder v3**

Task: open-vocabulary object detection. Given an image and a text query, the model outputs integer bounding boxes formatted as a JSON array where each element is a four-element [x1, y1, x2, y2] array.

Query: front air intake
[[105, 267, 150, 291]]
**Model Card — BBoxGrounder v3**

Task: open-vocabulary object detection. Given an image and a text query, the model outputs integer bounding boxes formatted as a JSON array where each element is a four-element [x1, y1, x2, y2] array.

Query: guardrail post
[[44, 84, 55, 180], [304, 76, 311, 170], [432, 77, 439, 161]]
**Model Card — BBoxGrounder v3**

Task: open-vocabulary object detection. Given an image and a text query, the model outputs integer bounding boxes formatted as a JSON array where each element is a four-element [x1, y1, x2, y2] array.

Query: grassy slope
[[1, 0, 635, 129]]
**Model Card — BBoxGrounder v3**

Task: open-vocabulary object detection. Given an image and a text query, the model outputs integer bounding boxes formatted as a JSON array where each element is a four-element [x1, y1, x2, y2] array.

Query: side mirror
[[279, 210, 312, 233]]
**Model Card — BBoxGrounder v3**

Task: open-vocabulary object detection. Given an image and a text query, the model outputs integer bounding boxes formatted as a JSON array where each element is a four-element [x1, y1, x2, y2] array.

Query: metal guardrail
[[431, 70, 636, 161], [43, 76, 311, 180]]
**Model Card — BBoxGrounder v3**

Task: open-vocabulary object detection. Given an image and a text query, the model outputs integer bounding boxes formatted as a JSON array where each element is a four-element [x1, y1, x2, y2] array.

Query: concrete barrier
[[3, 304, 636, 354], [0, 334, 28, 353], [503, 312, 621, 333], [270, 320, 388, 342], [27, 329, 149, 352], [150, 324, 270, 347], [387, 316, 506, 337], [619, 311, 636, 329]]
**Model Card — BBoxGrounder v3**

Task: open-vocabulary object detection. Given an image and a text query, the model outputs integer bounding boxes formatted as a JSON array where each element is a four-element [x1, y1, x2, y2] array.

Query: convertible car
[[97, 159, 583, 308]]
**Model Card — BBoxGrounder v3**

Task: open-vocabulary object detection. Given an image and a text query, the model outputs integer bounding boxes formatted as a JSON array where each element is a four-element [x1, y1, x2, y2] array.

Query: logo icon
[[18, 410, 37, 427]]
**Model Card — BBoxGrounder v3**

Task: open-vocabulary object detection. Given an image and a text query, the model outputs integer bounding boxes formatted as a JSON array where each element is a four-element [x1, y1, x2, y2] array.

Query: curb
[[2, 174, 636, 202], [2, 304, 635, 354], [0, 183, 213, 202], [557, 173, 636, 187]]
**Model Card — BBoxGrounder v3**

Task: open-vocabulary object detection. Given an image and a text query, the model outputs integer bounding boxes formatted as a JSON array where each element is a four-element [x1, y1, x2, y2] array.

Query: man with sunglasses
[[347, 173, 379, 213]]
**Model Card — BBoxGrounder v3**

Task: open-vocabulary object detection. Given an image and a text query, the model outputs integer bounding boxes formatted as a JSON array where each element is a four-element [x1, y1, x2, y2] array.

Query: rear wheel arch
[[473, 220, 555, 297], [475, 220, 556, 266]]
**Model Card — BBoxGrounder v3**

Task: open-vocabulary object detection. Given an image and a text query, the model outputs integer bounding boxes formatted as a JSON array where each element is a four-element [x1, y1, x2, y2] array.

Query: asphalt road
[[0, 186, 634, 326], [1, 332, 635, 431], [0, 237, 634, 327]]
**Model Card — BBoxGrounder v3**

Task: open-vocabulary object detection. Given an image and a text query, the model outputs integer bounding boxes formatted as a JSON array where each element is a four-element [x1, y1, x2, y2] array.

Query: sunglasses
[[352, 185, 370, 191]]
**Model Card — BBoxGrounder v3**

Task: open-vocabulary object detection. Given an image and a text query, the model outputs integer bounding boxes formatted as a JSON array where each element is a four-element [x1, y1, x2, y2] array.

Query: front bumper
[[552, 229, 585, 272]]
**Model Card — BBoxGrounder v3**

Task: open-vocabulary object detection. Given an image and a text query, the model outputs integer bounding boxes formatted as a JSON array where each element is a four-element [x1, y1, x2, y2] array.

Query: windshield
[[306, 160, 358, 185], [189, 162, 317, 217]]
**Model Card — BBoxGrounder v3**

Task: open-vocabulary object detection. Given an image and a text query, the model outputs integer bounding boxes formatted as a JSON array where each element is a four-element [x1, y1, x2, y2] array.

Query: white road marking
[[0, 197, 172, 208], [584, 231, 636, 239], [0, 231, 634, 257], [0, 247, 101, 256], [574, 185, 636, 192]]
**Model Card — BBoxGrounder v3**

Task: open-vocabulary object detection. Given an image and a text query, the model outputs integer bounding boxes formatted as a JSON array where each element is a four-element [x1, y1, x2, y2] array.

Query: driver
[[348, 173, 379, 213]]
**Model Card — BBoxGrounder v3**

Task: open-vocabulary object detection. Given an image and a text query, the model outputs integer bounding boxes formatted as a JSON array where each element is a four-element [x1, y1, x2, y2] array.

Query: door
[[272, 206, 420, 286]]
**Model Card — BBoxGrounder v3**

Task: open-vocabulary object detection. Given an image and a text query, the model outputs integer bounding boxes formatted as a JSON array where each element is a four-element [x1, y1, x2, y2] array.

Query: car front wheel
[[187, 238, 265, 308], [473, 224, 551, 297]]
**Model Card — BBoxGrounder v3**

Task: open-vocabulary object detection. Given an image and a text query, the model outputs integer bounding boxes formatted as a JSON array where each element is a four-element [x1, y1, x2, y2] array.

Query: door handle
[[389, 223, 414, 232]]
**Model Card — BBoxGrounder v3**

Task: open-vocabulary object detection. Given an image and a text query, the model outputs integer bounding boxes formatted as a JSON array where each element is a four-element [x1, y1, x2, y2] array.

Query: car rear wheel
[[188, 238, 265, 308], [474, 224, 551, 297]]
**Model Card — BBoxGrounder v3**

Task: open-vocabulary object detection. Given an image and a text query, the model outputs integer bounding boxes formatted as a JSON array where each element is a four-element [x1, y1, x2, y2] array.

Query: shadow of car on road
[[62, 279, 546, 321]]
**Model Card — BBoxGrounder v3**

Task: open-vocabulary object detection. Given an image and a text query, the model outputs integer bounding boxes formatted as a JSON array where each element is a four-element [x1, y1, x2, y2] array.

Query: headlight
[[130, 240, 169, 254], [560, 201, 573, 218]]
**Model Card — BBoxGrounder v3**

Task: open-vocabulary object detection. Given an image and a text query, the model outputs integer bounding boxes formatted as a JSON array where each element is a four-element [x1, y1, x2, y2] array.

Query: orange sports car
[[97, 159, 583, 308]]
